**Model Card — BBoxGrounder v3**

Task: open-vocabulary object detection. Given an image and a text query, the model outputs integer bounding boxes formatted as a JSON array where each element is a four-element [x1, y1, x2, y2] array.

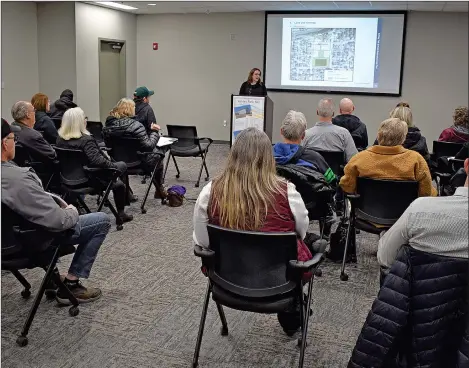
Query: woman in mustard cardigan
[[340, 118, 437, 197]]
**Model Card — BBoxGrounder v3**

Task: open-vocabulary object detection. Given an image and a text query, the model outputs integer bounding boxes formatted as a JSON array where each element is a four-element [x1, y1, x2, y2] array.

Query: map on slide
[[290, 28, 356, 82]]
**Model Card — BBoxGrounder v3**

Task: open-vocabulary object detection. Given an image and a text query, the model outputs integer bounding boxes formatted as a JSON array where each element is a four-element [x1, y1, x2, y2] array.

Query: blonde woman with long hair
[[193, 127, 311, 335], [103, 97, 167, 200]]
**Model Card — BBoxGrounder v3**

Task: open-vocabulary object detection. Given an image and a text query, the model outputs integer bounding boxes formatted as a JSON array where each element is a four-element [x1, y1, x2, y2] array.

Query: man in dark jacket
[[2, 119, 110, 304], [133, 86, 159, 134], [49, 89, 77, 120], [332, 98, 368, 151], [11, 101, 57, 165]]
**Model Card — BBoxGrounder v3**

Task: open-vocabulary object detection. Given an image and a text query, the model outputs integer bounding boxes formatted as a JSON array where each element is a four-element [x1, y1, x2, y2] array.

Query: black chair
[[432, 141, 464, 161], [340, 177, 418, 281], [192, 225, 324, 368], [311, 150, 345, 177], [87, 121, 104, 145], [54, 146, 124, 230], [51, 118, 62, 130], [104, 135, 165, 213], [1, 202, 80, 347], [13, 142, 58, 191], [163, 125, 213, 187]]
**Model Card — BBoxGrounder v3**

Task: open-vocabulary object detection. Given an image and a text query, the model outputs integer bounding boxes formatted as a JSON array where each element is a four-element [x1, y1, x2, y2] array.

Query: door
[[99, 40, 126, 123]]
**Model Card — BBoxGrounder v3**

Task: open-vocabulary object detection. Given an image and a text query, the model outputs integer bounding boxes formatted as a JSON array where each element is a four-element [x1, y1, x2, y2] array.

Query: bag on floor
[[167, 185, 186, 207]]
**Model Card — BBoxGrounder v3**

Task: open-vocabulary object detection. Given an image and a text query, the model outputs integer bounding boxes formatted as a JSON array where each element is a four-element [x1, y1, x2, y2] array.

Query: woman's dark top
[[239, 81, 267, 96], [34, 111, 58, 145]]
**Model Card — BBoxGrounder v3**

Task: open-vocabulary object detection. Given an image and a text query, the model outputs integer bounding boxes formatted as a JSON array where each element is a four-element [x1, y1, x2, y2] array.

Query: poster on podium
[[231, 95, 265, 144]]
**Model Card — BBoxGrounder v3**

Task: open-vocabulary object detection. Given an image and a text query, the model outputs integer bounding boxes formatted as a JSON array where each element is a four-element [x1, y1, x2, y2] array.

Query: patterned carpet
[[1, 144, 380, 368]]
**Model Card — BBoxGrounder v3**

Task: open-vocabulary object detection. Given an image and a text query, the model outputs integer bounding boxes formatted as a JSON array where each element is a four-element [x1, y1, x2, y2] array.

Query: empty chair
[[163, 125, 213, 187], [54, 146, 124, 230], [1, 202, 79, 347], [340, 177, 418, 281], [192, 224, 324, 368]]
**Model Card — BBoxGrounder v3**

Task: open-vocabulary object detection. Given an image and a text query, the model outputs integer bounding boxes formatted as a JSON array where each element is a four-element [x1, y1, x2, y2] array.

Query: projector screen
[[264, 12, 406, 96]]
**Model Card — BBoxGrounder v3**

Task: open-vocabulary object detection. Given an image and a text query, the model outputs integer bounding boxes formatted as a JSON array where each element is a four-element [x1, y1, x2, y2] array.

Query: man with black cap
[[1, 118, 110, 305], [49, 89, 77, 120], [133, 86, 160, 134]]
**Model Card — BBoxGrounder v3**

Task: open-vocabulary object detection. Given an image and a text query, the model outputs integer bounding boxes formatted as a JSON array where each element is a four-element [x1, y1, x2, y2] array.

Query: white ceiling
[[90, 1, 469, 14]]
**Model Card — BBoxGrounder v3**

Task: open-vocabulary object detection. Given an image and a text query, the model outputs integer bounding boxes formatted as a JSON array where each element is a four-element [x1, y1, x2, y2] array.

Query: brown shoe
[[154, 185, 168, 199], [56, 281, 102, 305]]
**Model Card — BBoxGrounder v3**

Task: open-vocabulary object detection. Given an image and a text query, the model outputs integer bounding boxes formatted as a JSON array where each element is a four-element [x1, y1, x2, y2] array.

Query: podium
[[230, 95, 274, 146]]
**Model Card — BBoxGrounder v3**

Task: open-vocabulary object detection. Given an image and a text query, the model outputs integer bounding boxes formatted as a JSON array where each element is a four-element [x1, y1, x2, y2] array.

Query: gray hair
[[281, 110, 307, 141], [377, 118, 408, 146], [11, 101, 31, 122], [317, 98, 335, 118], [59, 107, 90, 140]]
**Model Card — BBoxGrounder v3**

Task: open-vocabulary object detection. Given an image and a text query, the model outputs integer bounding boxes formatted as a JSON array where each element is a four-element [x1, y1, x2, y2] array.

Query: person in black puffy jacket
[[31, 93, 58, 145], [332, 98, 368, 151], [49, 89, 77, 120], [56, 107, 133, 223], [349, 246, 468, 368], [103, 98, 167, 199]]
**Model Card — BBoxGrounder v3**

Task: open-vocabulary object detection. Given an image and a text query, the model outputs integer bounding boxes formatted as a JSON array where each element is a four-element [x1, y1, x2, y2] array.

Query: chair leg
[[172, 155, 181, 178], [141, 164, 160, 214], [11, 270, 32, 299], [195, 155, 205, 188], [16, 246, 61, 347], [340, 205, 355, 282], [51, 271, 79, 308], [192, 281, 211, 368], [298, 277, 315, 368], [77, 196, 91, 214], [202, 152, 210, 181], [215, 302, 228, 336], [162, 152, 171, 183]]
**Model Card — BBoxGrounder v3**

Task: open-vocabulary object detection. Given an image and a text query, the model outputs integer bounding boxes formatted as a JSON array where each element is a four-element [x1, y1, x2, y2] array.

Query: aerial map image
[[290, 27, 356, 82]]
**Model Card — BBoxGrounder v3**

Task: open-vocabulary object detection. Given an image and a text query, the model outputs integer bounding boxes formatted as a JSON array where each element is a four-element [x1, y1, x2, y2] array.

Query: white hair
[[11, 101, 31, 122], [317, 98, 335, 118], [281, 110, 307, 141], [59, 107, 90, 140]]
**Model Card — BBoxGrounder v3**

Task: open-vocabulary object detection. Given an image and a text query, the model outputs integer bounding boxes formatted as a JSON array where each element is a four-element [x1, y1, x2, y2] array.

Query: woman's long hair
[[59, 107, 90, 140], [247, 68, 262, 84], [110, 98, 135, 119], [210, 128, 285, 230]]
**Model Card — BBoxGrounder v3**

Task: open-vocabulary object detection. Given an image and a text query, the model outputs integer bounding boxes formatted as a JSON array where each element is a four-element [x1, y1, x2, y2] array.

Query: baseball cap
[[134, 86, 154, 98], [1, 119, 20, 140]]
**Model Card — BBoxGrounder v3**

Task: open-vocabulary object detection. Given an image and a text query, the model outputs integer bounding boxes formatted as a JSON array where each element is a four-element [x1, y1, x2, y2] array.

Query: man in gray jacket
[[1, 119, 111, 305]]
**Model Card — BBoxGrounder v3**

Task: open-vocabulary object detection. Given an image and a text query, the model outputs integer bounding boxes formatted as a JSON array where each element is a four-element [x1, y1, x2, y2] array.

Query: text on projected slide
[[281, 17, 382, 89]]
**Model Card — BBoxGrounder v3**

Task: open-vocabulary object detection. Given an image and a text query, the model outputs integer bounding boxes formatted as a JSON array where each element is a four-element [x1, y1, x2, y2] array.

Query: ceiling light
[[148, 3, 157, 5], [96, 2, 138, 10]]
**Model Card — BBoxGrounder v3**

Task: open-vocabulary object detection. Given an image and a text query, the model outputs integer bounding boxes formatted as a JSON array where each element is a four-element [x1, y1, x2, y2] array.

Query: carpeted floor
[[1, 144, 380, 368]]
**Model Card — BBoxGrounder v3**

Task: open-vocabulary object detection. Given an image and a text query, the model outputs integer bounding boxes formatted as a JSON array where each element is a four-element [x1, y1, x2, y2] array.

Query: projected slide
[[281, 18, 380, 89]]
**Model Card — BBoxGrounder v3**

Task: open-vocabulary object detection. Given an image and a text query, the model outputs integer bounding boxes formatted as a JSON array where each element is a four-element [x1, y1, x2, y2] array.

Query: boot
[[118, 210, 133, 223], [154, 185, 167, 199]]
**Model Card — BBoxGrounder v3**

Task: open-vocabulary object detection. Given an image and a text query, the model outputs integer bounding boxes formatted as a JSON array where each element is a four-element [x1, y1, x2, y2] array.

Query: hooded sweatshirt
[[49, 89, 77, 120], [438, 125, 469, 143], [332, 114, 368, 150]]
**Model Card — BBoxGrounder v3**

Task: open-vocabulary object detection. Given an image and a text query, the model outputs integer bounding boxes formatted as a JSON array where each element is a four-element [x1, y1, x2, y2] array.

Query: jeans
[[64, 212, 111, 279]]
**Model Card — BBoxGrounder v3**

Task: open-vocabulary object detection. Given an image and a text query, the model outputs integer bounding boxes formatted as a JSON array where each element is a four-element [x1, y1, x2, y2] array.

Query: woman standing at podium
[[239, 68, 267, 96]]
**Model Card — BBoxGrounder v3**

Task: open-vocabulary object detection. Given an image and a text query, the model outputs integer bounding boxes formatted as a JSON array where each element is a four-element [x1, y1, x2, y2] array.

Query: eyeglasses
[[5, 135, 18, 143]]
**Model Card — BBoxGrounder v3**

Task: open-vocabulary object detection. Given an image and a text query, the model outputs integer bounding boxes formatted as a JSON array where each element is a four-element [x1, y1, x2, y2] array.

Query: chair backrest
[[12, 142, 32, 167], [54, 146, 89, 186], [432, 141, 464, 160], [104, 135, 142, 167], [51, 118, 62, 130], [312, 149, 345, 176], [356, 177, 419, 226], [167, 125, 198, 149], [87, 121, 104, 143], [206, 224, 298, 298]]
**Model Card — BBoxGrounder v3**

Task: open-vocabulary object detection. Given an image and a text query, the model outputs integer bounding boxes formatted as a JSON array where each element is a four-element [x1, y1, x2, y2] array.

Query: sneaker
[[56, 281, 102, 305], [118, 211, 134, 223]]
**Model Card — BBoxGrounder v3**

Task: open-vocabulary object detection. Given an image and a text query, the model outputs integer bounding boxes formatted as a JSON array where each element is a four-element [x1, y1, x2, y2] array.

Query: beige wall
[[1, 2, 39, 120], [37, 2, 76, 102], [75, 2, 137, 121], [137, 11, 468, 144]]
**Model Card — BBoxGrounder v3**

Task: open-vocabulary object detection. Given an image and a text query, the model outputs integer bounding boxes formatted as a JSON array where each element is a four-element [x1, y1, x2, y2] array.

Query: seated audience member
[[103, 98, 166, 199], [341, 118, 437, 197], [49, 89, 77, 120], [273, 110, 336, 185], [332, 98, 368, 151], [193, 127, 312, 335], [133, 86, 159, 135], [455, 141, 469, 160], [56, 107, 133, 223], [1, 119, 109, 304], [375, 105, 430, 162], [31, 93, 58, 145], [377, 158, 468, 270], [303, 98, 358, 162], [438, 106, 469, 143], [11, 101, 57, 165]]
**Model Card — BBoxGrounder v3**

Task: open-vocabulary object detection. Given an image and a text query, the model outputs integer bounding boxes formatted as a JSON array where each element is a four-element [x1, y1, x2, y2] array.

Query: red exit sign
[[153, 43, 158, 50]]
